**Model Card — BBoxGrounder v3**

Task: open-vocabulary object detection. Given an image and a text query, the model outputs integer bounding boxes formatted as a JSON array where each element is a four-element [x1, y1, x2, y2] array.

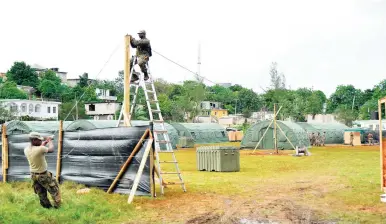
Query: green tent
[[171, 123, 228, 146], [65, 120, 179, 149], [297, 122, 347, 144], [241, 120, 310, 150]]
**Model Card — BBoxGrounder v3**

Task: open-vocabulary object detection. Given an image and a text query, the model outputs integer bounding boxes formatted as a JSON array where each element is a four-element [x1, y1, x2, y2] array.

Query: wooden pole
[[274, 104, 278, 153], [107, 129, 150, 193], [148, 128, 155, 197], [276, 123, 296, 150], [2, 125, 5, 183], [56, 121, 63, 182], [123, 34, 131, 127], [2, 125, 7, 182], [252, 106, 283, 153], [379, 100, 384, 191], [128, 138, 153, 204]]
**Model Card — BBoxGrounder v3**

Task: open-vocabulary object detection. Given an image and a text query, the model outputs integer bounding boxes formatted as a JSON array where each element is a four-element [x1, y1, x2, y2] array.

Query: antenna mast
[[196, 42, 203, 82]]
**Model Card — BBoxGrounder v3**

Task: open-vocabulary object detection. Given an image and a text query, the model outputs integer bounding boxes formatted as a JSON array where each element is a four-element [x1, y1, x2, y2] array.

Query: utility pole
[[196, 42, 202, 82]]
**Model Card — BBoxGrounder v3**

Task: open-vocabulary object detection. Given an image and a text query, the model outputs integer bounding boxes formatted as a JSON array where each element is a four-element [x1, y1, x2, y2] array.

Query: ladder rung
[[165, 182, 184, 185], [147, 100, 159, 103], [151, 109, 161, 113], [152, 120, 164, 123], [160, 161, 177, 163], [161, 172, 180, 174], [154, 130, 168, 133], [146, 90, 155, 93], [156, 140, 170, 144]]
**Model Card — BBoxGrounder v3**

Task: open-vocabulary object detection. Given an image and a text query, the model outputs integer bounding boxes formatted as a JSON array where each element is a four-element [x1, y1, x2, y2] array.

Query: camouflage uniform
[[311, 133, 316, 146], [315, 133, 321, 146], [130, 30, 152, 80], [350, 132, 354, 146], [368, 133, 374, 145], [31, 171, 61, 208], [321, 132, 326, 146]]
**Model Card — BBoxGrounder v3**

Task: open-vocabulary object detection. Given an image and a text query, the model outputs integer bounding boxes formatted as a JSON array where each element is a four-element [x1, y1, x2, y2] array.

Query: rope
[[59, 42, 122, 127], [152, 49, 218, 85]]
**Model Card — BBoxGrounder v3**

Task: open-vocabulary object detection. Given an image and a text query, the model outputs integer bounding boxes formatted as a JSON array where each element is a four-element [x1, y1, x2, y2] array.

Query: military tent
[[171, 123, 229, 146], [241, 120, 310, 150], [297, 122, 348, 144]]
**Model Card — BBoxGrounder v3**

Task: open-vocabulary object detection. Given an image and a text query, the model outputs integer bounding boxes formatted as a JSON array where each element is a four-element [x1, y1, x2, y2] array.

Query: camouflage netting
[[171, 123, 228, 144], [241, 120, 310, 150], [65, 120, 179, 149], [297, 122, 348, 144]]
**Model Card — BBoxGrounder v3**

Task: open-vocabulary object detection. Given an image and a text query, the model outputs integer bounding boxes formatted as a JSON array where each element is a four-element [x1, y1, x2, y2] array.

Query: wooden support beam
[[107, 129, 150, 194], [2, 125, 5, 183], [148, 129, 155, 197], [56, 121, 63, 182], [123, 34, 131, 127], [2, 125, 7, 183], [252, 106, 283, 153], [276, 123, 296, 150], [128, 138, 153, 204], [274, 104, 278, 153]]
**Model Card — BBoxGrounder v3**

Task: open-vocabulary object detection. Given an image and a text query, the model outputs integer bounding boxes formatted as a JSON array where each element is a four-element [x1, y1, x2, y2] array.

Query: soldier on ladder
[[117, 31, 186, 195], [128, 30, 152, 82]]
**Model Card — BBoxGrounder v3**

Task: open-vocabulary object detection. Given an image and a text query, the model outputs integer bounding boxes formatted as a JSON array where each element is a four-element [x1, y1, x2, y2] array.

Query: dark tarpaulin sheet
[[1, 126, 151, 196]]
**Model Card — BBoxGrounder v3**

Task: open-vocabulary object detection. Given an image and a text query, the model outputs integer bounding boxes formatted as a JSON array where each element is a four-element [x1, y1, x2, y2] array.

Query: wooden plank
[[56, 121, 63, 182], [107, 129, 150, 193], [2, 125, 7, 182], [128, 139, 153, 204], [2, 125, 5, 183], [379, 100, 384, 191], [148, 129, 155, 197], [383, 138, 386, 191], [123, 34, 131, 127]]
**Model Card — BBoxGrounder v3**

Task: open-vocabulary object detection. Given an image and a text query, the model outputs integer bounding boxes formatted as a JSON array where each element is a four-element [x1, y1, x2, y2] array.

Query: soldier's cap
[[137, 30, 146, 34], [29, 132, 44, 141]]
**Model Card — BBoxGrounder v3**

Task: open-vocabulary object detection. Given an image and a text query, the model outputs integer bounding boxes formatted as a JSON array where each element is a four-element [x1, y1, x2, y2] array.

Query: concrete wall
[[85, 102, 120, 116], [306, 114, 339, 123]]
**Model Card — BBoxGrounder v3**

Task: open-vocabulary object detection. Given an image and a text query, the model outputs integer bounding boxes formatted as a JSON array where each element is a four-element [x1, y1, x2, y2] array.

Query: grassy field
[[1, 144, 386, 224]]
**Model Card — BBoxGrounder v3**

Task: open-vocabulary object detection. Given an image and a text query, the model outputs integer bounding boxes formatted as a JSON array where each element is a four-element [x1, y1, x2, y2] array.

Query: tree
[[0, 81, 28, 99], [6, 61, 39, 88], [0, 104, 15, 122], [269, 62, 286, 90], [335, 106, 358, 127], [59, 101, 88, 120], [327, 85, 363, 113], [306, 90, 327, 117], [38, 70, 63, 99], [78, 73, 89, 88]]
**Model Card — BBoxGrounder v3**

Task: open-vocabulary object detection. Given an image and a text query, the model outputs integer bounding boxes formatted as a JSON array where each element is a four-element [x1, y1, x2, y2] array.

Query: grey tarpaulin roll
[[2, 125, 151, 196]]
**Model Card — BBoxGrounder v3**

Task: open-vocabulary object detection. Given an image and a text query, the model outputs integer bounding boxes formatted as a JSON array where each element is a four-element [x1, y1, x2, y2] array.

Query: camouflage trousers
[[130, 55, 149, 75], [31, 171, 61, 209]]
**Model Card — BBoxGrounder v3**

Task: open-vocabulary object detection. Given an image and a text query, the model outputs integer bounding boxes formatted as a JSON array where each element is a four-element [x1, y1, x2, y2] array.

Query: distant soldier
[[321, 132, 326, 146], [129, 30, 152, 82], [350, 132, 354, 146], [368, 133, 374, 145], [315, 132, 321, 146], [311, 133, 315, 146]]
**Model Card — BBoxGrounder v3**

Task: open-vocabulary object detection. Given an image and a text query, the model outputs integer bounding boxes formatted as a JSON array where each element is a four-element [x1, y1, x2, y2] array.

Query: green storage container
[[196, 146, 240, 172]]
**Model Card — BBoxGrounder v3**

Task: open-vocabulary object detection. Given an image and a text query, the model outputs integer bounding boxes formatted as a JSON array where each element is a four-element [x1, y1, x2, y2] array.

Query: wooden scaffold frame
[[378, 97, 386, 192]]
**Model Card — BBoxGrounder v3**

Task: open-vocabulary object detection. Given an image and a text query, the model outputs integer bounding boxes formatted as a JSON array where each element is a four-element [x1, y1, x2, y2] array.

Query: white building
[[0, 99, 61, 120], [353, 120, 386, 130], [251, 111, 274, 121], [84, 102, 121, 120], [66, 78, 97, 88], [31, 64, 68, 83], [200, 101, 221, 110], [96, 88, 117, 101], [306, 114, 339, 123]]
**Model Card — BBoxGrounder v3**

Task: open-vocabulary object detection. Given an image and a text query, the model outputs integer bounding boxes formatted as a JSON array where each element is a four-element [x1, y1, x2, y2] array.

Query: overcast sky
[[1, 0, 385, 97]]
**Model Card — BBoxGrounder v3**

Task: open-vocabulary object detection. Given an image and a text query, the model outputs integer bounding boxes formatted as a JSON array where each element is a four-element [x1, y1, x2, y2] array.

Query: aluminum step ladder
[[117, 56, 186, 195]]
